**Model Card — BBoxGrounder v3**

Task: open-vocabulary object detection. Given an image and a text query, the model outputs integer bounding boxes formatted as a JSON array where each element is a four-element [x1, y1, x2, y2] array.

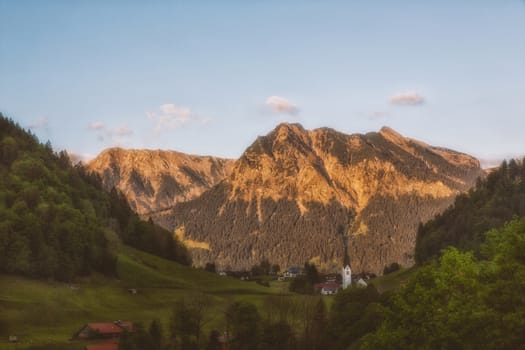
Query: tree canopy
[[416, 158, 525, 263], [0, 114, 190, 281]]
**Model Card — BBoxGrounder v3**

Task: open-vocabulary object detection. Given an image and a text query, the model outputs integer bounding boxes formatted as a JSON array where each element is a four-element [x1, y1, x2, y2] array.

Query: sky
[[1, 1, 524, 167]]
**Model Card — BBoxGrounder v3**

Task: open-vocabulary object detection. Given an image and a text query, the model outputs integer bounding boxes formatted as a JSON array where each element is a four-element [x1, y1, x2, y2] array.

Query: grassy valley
[[0, 245, 289, 350]]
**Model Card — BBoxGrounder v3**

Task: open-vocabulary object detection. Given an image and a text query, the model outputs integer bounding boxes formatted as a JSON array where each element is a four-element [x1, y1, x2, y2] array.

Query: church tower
[[341, 227, 352, 289], [342, 252, 352, 289]]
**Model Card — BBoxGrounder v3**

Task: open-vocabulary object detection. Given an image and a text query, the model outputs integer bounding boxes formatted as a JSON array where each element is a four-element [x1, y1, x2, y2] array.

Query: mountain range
[[88, 123, 483, 274]]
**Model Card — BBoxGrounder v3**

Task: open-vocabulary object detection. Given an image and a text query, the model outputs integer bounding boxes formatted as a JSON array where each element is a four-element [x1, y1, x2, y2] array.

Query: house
[[283, 267, 303, 278], [356, 278, 368, 288], [73, 321, 134, 340], [85, 342, 119, 350], [8, 335, 18, 343], [314, 282, 340, 295], [323, 273, 338, 283]]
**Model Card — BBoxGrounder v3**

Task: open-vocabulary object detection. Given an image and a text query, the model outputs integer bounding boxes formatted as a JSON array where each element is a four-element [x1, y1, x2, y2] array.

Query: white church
[[342, 247, 353, 289], [341, 247, 367, 290], [342, 264, 352, 289]]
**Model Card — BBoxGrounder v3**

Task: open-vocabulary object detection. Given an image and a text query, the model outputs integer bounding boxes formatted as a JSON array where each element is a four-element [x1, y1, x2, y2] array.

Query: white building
[[342, 264, 352, 289], [356, 278, 368, 288]]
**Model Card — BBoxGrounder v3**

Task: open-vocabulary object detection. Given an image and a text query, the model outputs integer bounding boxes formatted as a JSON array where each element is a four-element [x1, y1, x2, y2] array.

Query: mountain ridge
[[87, 147, 234, 215], [140, 123, 483, 274]]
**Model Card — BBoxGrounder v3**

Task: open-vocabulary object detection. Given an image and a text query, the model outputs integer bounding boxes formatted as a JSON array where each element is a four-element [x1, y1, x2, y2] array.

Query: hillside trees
[[416, 158, 525, 263], [225, 301, 260, 350], [0, 114, 190, 281], [170, 294, 213, 350]]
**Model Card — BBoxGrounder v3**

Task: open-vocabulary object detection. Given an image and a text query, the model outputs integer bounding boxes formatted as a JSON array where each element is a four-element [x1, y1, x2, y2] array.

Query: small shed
[[356, 278, 368, 288], [8, 335, 18, 343]]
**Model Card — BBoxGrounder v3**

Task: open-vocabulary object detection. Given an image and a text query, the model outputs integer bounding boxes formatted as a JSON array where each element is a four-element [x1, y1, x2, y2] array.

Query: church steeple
[[340, 224, 352, 289]]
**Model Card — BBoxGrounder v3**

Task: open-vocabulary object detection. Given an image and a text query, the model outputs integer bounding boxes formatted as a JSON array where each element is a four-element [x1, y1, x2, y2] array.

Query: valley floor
[[0, 246, 292, 350]]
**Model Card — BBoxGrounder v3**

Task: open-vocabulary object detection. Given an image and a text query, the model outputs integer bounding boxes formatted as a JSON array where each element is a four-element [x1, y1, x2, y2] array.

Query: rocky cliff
[[87, 148, 234, 215], [151, 123, 483, 274]]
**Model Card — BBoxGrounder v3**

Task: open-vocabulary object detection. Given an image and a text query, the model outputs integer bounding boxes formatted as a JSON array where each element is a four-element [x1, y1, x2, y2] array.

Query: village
[[64, 259, 374, 350]]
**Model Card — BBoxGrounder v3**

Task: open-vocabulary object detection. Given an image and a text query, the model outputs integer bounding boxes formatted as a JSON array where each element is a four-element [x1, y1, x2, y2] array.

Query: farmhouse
[[314, 281, 340, 295], [356, 278, 368, 288], [283, 267, 303, 278], [73, 321, 134, 340]]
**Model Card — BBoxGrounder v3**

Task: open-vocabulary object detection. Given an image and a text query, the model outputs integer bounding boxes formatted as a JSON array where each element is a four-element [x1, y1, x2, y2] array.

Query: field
[[0, 246, 292, 350], [368, 267, 415, 293], [0, 243, 414, 350]]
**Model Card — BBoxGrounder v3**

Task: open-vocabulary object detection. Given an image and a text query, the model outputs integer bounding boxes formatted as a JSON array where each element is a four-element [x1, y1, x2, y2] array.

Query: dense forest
[[416, 158, 525, 263], [0, 114, 190, 281]]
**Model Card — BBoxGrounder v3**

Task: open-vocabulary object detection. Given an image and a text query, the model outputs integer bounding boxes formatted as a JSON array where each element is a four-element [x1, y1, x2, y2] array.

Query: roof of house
[[287, 267, 302, 274], [314, 282, 341, 290], [85, 342, 119, 350], [115, 321, 133, 332], [87, 323, 125, 335]]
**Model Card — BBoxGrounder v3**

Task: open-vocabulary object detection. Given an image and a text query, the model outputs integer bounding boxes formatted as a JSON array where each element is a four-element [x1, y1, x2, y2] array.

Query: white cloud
[[389, 92, 425, 106], [88, 121, 106, 130], [265, 96, 299, 115], [147, 103, 201, 133], [88, 120, 133, 145], [28, 116, 49, 129]]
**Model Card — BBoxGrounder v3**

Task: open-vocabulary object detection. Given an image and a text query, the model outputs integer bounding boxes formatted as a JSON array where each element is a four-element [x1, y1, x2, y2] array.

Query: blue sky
[[1, 1, 524, 167]]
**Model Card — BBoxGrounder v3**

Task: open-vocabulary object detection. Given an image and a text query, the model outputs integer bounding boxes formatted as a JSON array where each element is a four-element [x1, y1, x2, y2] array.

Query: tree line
[[0, 114, 191, 281]]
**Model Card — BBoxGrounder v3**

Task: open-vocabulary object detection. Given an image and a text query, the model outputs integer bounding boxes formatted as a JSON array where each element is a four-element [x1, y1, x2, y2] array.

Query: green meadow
[[0, 246, 292, 350]]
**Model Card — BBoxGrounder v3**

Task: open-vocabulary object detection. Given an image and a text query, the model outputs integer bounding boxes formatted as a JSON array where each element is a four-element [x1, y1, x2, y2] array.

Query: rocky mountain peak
[[87, 148, 234, 215], [151, 125, 484, 274]]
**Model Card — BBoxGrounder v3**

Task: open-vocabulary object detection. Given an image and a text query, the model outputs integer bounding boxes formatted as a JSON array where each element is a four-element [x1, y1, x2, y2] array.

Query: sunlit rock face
[[94, 124, 483, 275], [88, 148, 234, 215]]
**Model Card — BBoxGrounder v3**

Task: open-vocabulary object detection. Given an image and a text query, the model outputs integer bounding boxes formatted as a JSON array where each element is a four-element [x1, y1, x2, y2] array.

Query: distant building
[[127, 288, 138, 294], [73, 321, 134, 340], [341, 230, 352, 289], [323, 273, 338, 283], [356, 278, 368, 288], [8, 335, 18, 343], [315, 282, 340, 295], [284, 267, 303, 278], [342, 265, 352, 289]]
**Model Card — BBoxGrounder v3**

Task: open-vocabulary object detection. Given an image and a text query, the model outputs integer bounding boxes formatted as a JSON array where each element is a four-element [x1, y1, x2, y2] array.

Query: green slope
[[0, 245, 288, 350], [368, 267, 415, 293]]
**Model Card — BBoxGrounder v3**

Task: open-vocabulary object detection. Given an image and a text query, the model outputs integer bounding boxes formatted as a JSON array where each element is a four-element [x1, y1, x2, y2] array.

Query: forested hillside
[[416, 158, 525, 263], [0, 115, 190, 281]]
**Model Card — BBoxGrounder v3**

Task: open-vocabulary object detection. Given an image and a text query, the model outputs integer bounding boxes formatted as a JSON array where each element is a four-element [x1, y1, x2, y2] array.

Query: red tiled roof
[[314, 282, 341, 289], [116, 321, 133, 332], [87, 323, 125, 335], [86, 343, 118, 350]]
